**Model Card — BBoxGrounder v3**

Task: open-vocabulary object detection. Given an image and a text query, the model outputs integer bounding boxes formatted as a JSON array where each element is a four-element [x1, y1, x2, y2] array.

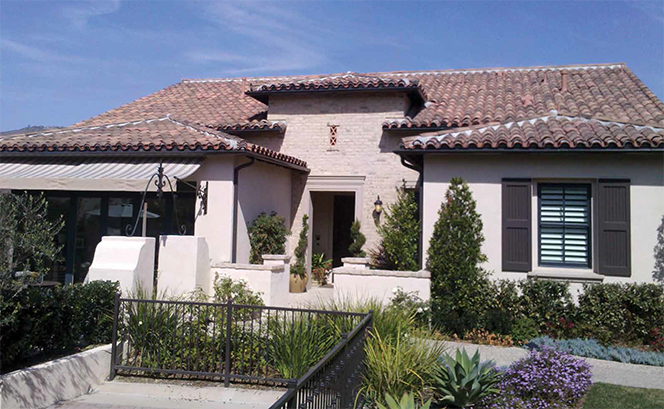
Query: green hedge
[[436, 279, 664, 347], [0, 280, 118, 371]]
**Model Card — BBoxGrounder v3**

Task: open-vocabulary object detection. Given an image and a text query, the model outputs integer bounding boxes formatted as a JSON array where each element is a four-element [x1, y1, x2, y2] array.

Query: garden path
[[443, 341, 664, 390], [46, 381, 284, 409]]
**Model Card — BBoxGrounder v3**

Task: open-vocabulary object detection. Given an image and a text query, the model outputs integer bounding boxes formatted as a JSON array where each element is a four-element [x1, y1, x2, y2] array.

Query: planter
[[289, 274, 307, 293]]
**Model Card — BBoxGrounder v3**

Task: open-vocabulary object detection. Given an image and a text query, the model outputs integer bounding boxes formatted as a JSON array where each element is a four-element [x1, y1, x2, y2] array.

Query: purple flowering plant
[[472, 347, 593, 409]]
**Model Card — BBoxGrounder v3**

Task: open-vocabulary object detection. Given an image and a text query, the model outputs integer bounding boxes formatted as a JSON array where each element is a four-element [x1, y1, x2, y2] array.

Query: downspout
[[232, 157, 255, 263], [400, 155, 424, 269]]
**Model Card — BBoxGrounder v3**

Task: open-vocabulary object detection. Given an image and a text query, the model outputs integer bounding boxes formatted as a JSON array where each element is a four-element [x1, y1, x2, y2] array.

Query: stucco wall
[[236, 159, 292, 264], [188, 156, 235, 265], [245, 92, 420, 259], [422, 153, 664, 283]]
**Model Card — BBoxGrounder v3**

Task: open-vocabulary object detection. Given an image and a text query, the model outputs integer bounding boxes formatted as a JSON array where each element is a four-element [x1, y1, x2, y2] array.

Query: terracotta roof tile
[[401, 112, 664, 151], [0, 117, 308, 169], [248, 71, 418, 93]]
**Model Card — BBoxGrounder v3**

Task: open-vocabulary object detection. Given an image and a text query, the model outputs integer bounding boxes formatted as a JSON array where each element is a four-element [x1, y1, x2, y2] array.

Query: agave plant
[[377, 393, 432, 409], [432, 348, 501, 408]]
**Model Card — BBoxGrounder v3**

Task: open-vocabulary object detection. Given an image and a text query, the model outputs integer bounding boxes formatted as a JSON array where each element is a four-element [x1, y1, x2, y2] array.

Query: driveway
[[47, 381, 284, 409]]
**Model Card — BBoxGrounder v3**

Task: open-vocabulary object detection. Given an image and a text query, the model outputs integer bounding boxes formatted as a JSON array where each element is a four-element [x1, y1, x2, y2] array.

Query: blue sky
[[1, 0, 663, 131]]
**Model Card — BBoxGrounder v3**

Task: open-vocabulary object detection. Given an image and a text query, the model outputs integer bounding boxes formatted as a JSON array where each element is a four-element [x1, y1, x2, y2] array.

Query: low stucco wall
[[333, 266, 431, 304], [157, 235, 211, 296], [422, 153, 664, 283], [0, 344, 111, 409], [211, 255, 291, 306]]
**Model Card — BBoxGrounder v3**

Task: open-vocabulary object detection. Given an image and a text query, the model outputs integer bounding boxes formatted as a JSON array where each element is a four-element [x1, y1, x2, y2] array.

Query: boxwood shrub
[[0, 280, 118, 372]]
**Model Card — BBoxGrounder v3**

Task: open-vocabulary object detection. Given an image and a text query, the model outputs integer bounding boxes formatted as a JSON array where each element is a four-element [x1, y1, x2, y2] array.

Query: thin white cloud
[[186, 1, 328, 74], [630, 1, 664, 25], [60, 0, 121, 29], [0, 39, 85, 64]]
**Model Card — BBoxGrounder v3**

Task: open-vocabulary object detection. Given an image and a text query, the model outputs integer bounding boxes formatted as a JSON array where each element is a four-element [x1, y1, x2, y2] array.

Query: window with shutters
[[538, 184, 591, 268]]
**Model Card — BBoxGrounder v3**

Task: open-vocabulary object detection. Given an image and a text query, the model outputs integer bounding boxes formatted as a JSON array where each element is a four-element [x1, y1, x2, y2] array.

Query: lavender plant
[[473, 347, 592, 409]]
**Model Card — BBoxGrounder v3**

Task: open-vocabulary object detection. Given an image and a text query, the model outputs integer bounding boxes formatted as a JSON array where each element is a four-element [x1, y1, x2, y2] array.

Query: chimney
[[560, 70, 568, 93], [241, 77, 247, 96]]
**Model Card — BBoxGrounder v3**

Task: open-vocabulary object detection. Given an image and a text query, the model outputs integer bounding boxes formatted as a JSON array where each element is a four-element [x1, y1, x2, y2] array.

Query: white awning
[[0, 158, 202, 192]]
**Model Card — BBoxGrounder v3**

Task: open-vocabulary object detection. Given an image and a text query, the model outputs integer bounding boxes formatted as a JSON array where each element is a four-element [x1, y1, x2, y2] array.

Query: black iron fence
[[109, 294, 371, 401]]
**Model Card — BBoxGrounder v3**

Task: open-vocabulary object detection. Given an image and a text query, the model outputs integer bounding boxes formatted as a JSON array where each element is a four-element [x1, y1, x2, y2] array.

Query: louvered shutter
[[502, 179, 532, 272], [597, 180, 631, 276], [538, 185, 591, 267]]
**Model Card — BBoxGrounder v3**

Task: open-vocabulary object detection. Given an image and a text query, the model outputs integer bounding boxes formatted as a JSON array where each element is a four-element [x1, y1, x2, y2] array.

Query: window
[[538, 184, 591, 267], [328, 124, 338, 146]]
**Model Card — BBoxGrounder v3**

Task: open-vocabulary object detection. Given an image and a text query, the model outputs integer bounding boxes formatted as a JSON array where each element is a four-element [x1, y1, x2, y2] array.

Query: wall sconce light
[[374, 196, 383, 215]]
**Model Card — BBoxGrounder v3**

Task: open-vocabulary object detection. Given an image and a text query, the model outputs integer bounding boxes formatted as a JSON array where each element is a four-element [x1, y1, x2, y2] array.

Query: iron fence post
[[286, 380, 297, 409], [109, 292, 120, 381], [224, 298, 232, 387]]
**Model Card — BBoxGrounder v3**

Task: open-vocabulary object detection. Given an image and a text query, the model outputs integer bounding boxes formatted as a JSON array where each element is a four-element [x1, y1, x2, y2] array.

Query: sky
[[1, 0, 663, 131]]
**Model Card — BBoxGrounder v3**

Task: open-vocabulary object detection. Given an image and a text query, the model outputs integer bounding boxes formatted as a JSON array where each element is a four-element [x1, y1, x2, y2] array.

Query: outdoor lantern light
[[374, 196, 383, 214]]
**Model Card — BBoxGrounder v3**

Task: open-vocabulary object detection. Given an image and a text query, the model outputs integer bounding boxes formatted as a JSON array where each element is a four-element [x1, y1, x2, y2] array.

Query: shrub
[[247, 212, 288, 264], [527, 336, 664, 367], [378, 393, 432, 409], [0, 192, 64, 289], [518, 280, 575, 335], [432, 349, 501, 408], [374, 184, 420, 271], [576, 282, 664, 345], [0, 280, 118, 371], [389, 287, 430, 327], [475, 347, 592, 409], [485, 280, 521, 335], [212, 274, 263, 305], [654, 215, 664, 283], [349, 219, 367, 257], [649, 328, 664, 352], [457, 329, 514, 347], [509, 317, 541, 345], [291, 214, 308, 279], [311, 253, 332, 285], [427, 177, 490, 335]]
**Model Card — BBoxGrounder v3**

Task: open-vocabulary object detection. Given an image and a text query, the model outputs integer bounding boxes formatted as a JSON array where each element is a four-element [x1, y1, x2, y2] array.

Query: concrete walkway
[[47, 381, 284, 409], [444, 341, 664, 390]]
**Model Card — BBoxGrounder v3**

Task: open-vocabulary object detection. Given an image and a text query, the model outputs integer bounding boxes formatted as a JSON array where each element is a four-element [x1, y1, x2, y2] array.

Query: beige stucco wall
[[245, 92, 420, 260], [236, 159, 292, 264], [188, 156, 235, 265], [422, 153, 664, 283]]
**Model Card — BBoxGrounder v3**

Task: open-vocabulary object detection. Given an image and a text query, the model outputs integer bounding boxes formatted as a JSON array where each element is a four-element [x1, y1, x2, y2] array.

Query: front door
[[332, 194, 355, 267]]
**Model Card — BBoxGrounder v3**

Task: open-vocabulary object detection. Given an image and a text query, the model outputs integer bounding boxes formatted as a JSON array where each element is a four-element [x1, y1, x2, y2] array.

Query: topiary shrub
[[349, 219, 366, 257], [290, 214, 309, 279], [373, 184, 420, 271], [247, 212, 288, 264], [654, 215, 664, 283], [427, 177, 490, 335]]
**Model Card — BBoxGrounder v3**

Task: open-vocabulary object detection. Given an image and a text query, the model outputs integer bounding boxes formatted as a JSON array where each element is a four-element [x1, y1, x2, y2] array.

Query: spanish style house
[[1, 62, 662, 291]]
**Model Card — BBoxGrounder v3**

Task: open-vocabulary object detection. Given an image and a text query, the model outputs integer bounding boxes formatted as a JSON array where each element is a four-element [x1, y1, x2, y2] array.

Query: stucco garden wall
[[246, 92, 420, 258], [422, 153, 664, 283], [188, 156, 235, 265]]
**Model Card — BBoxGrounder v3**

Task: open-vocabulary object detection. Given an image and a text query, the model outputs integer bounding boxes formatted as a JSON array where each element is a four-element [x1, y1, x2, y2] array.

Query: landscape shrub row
[[0, 280, 118, 372]]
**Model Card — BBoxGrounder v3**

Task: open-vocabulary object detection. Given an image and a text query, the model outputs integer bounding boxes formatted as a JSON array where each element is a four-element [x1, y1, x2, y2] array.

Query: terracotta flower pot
[[289, 274, 308, 293]]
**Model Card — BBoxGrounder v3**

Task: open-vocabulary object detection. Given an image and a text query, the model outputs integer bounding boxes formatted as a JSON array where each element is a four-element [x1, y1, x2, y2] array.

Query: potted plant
[[312, 253, 332, 286]]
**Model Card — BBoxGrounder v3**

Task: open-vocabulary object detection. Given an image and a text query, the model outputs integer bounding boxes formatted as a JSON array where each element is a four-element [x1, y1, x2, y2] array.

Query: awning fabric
[[0, 158, 202, 192]]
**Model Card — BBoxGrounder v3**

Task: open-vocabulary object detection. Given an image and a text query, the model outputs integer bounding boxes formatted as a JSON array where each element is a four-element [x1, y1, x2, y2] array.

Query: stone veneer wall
[[244, 92, 420, 258]]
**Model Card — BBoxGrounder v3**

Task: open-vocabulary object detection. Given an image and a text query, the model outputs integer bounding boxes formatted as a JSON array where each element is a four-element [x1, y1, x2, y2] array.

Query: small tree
[[247, 212, 288, 264], [373, 184, 420, 271], [349, 219, 366, 257], [654, 215, 664, 283], [0, 192, 63, 294], [291, 214, 309, 279], [427, 177, 490, 334]]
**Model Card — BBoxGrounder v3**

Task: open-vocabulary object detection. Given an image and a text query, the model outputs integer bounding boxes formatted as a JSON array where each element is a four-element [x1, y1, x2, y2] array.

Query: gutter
[[393, 147, 664, 154], [400, 155, 424, 269], [231, 157, 255, 263]]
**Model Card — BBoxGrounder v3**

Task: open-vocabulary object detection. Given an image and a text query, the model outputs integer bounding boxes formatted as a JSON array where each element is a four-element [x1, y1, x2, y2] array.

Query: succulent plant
[[431, 348, 500, 408], [377, 393, 431, 409]]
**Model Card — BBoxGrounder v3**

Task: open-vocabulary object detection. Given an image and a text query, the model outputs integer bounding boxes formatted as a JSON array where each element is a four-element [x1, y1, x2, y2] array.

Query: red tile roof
[[0, 116, 308, 169], [70, 63, 664, 152], [400, 111, 664, 151]]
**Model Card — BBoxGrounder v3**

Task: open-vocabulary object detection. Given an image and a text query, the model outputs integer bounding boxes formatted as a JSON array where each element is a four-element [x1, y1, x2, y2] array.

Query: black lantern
[[374, 196, 383, 214]]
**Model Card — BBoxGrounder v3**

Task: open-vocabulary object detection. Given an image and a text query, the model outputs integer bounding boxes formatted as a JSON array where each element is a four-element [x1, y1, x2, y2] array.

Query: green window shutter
[[502, 179, 532, 272], [538, 184, 591, 267], [597, 180, 631, 277]]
